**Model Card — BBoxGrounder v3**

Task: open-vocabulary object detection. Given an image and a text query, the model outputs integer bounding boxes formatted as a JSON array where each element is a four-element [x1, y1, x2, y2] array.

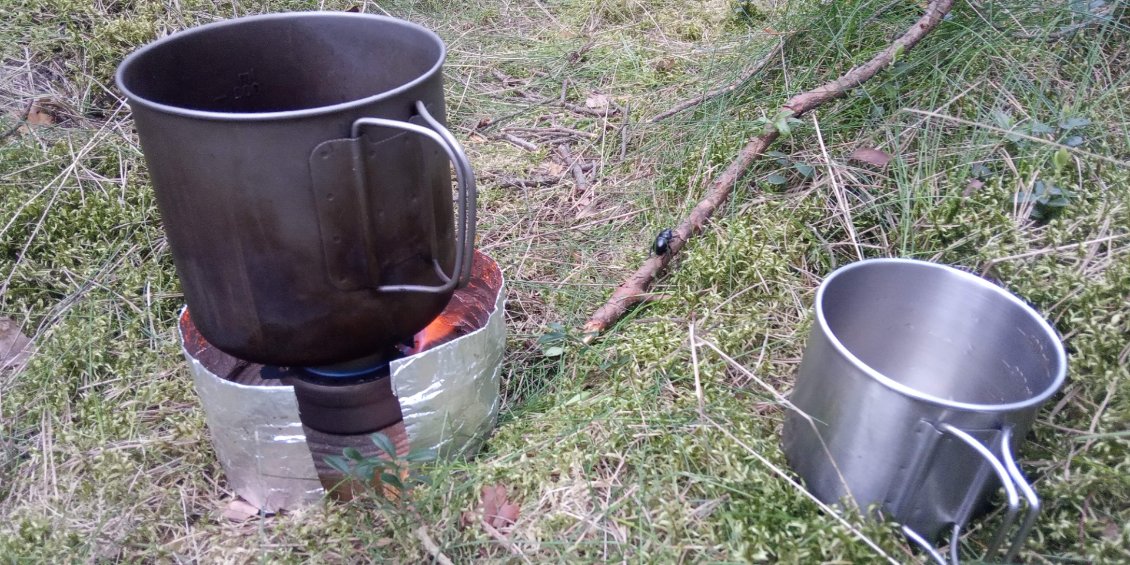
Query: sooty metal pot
[[117, 12, 475, 366], [782, 259, 1066, 563]]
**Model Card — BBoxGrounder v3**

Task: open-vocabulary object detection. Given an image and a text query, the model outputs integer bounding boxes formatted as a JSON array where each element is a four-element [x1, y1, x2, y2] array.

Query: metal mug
[[116, 12, 476, 366], [781, 259, 1066, 564]]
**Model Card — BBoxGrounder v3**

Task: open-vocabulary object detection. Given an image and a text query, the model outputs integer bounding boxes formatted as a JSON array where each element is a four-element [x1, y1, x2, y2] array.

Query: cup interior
[[818, 260, 1064, 407], [118, 14, 443, 114]]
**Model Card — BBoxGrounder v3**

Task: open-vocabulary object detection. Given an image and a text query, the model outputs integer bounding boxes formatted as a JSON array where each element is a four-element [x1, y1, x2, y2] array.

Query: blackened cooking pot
[[117, 12, 476, 366]]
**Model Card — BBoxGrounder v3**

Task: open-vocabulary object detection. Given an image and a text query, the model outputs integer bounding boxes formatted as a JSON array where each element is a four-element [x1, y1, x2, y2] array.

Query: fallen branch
[[582, 0, 956, 340], [650, 37, 787, 123], [414, 526, 455, 565]]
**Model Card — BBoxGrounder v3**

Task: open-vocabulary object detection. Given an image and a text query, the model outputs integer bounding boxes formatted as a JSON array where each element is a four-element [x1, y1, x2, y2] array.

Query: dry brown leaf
[[544, 161, 568, 177], [0, 317, 33, 372], [963, 178, 984, 197], [849, 147, 892, 169], [25, 100, 59, 126], [584, 93, 611, 110], [463, 484, 521, 532], [221, 499, 260, 522], [493, 501, 520, 528]]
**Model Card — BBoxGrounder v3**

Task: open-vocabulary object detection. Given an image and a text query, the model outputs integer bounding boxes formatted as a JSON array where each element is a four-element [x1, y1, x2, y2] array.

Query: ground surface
[[1, 0, 1128, 562]]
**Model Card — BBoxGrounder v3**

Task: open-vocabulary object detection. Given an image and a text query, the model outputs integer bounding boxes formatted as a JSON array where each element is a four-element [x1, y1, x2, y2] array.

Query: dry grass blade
[[650, 37, 788, 123]]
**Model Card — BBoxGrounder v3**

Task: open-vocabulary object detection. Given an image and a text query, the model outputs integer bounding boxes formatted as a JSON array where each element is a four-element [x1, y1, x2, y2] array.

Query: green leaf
[[774, 116, 792, 138], [543, 345, 565, 357], [765, 150, 790, 165], [325, 455, 352, 475], [794, 163, 815, 178], [1059, 117, 1091, 130], [343, 447, 364, 462], [766, 173, 788, 185], [1064, 136, 1084, 148], [405, 449, 437, 463], [891, 44, 905, 65], [380, 472, 405, 491], [370, 432, 398, 459], [1028, 122, 1055, 135], [355, 462, 377, 481], [1053, 148, 1071, 173]]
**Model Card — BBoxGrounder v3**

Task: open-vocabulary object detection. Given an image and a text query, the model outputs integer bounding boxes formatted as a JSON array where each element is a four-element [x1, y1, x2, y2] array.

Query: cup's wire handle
[[351, 100, 477, 292], [905, 424, 1038, 564], [902, 524, 949, 565], [999, 426, 1042, 563]]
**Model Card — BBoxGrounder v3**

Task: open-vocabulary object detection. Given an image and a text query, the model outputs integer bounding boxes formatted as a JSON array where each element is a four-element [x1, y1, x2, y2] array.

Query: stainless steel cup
[[781, 259, 1066, 563]]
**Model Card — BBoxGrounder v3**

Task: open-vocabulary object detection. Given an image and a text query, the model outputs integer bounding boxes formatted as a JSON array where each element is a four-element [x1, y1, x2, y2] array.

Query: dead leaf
[[463, 484, 521, 532], [475, 116, 493, 130], [544, 161, 568, 177], [963, 178, 984, 197], [585, 93, 611, 110], [1102, 519, 1122, 541], [849, 147, 892, 169], [26, 100, 60, 126], [0, 317, 33, 372], [221, 499, 260, 522]]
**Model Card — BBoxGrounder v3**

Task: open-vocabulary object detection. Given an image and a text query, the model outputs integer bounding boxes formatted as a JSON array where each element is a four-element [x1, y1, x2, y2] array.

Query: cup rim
[[115, 12, 446, 122], [814, 258, 1067, 412]]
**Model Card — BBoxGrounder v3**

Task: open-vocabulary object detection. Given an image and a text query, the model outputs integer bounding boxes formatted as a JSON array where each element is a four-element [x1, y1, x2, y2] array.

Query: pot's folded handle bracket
[[899, 423, 1040, 565], [310, 101, 476, 292]]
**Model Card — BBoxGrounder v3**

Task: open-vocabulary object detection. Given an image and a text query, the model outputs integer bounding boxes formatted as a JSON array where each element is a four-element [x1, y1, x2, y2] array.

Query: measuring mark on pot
[[213, 69, 261, 104]]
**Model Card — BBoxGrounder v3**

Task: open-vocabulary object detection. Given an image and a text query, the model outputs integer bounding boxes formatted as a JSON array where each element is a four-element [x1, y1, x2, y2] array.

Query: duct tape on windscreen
[[183, 275, 505, 512]]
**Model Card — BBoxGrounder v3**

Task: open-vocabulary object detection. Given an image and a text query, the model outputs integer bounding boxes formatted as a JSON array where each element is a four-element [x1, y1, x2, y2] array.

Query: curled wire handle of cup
[[901, 424, 1040, 564], [351, 100, 477, 293]]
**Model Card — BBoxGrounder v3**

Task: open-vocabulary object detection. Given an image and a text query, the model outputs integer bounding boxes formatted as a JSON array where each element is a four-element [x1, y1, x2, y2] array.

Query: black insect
[[653, 228, 674, 255]]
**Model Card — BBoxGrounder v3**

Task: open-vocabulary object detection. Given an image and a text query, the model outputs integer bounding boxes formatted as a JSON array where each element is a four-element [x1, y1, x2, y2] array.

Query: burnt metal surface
[[121, 13, 466, 366]]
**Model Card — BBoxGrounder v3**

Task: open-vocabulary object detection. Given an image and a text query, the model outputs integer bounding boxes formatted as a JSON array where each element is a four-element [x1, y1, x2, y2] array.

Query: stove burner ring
[[260, 356, 405, 435]]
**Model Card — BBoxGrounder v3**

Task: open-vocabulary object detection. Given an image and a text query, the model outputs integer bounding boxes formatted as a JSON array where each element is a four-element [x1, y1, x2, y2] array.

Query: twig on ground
[[501, 133, 539, 152], [650, 38, 787, 123], [555, 145, 589, 196], [563, 101, 620, 117], [582, 0, 956, 340], [480, 518, 530, 562], [414, 526, 455, 565], [503, 126, 599, 140]]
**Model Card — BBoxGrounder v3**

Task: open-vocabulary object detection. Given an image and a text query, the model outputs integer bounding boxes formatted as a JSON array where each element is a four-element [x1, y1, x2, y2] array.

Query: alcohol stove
[[181, 251, 505, 512]]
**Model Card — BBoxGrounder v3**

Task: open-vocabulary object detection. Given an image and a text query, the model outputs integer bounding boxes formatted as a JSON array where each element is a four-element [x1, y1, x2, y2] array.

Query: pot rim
[[115, 12, 446, 122], [814, 257, 1067, 413]]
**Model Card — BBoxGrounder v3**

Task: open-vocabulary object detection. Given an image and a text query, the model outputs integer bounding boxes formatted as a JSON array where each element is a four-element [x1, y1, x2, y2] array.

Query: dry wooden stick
[[582, 0, 956, 340], [650, 37, 787, 123]]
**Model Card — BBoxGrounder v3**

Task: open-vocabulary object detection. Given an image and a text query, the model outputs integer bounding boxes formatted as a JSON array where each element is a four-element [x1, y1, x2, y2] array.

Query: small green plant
[[324, 432, 435, 495], [1016, 179, 1072, 222], [753, 109, 806, 139]]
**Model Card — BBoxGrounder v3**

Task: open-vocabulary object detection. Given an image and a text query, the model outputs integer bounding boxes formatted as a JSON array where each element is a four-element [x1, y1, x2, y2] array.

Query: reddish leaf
[[849, 147, 892, 169], [0, 317, 32, 372], [221, 499, 259, 522]]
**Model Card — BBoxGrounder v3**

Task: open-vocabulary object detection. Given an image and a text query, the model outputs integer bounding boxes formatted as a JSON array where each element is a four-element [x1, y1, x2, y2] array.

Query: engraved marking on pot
[[231, 69, 261, 101]]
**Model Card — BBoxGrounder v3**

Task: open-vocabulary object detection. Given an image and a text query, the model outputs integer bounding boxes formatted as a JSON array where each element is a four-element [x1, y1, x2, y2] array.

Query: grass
[[2, 0, 1128, 562]]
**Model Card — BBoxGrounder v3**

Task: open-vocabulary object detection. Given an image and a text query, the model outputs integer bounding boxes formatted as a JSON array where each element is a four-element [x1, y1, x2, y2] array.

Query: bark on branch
[[582, 0, 956, 340]]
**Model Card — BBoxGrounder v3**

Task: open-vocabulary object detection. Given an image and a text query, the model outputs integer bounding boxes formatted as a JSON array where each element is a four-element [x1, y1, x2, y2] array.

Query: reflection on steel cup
[[782, 258, 1066, 563]]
